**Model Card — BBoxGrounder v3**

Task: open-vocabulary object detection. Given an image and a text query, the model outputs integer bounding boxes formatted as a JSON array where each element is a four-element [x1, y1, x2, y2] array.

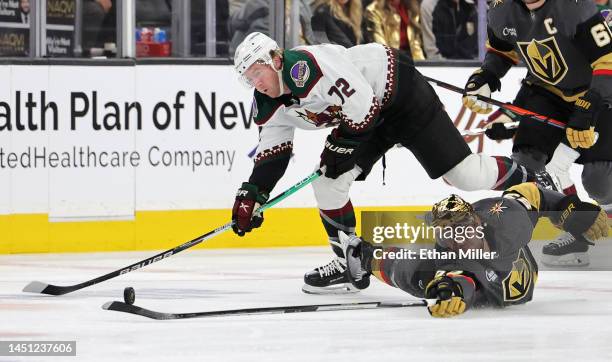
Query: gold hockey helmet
[[431, 194, 477, 227]]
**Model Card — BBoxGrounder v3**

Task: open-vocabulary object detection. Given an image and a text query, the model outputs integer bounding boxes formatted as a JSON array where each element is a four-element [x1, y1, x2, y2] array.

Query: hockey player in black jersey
[[463, 0, 612, 266], [342, 182, 609, 317]]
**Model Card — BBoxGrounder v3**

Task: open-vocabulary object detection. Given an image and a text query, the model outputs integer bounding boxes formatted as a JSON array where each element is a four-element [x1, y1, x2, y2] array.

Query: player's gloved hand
[[485, 109, 517, 140], [231, 182, 269, 236], [462, 69, 501, 114], [425, 272, 475, 318], [566, 91, 602, 149], [552, 194, 608, 241], [584, 208, 609, 241], [321, 129, 361, 179]]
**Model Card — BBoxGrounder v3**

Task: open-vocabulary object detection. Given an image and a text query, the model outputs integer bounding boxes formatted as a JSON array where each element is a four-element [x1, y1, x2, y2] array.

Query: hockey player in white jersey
[[230, 32, 553, 294]]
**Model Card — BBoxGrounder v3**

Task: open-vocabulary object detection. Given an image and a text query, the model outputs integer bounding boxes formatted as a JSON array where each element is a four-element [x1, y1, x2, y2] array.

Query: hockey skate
[[541, 232, 593, 267], [302, 256, 359, 294]]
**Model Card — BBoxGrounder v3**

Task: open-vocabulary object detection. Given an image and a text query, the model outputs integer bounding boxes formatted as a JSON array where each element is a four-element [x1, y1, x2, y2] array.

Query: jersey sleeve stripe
[[485, 47, 520, 65], [593, 69, 612, 75], [591, 52, 612, 74], [254, 141, 293, 165]]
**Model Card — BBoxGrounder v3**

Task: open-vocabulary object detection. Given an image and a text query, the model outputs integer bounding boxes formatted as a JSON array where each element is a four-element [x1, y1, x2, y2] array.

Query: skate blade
[[301, 283, 360, 295], [541, 252, 590, 267]]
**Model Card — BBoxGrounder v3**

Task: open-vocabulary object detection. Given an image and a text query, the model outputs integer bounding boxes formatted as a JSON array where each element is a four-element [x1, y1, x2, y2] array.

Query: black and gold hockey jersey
[[483, 0, 612, 103], [433, 186, 550, 308], [377, 183, 567, 308]]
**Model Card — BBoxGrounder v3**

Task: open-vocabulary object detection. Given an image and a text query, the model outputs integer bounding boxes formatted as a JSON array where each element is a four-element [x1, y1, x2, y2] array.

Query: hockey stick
[[23, 169, 323, 296], [460, 121, 520, 136], [102, 300, 428, 320], [422, 75, 566, 130]]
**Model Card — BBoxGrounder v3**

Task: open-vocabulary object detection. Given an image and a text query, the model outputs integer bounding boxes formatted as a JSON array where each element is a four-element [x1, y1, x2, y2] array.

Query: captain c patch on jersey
[[517, 37, 568, 85]]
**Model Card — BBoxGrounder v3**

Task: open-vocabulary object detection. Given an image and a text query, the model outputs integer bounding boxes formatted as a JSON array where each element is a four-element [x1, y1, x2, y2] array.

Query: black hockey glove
[[566, 90, 602, 149], [462, 69, 501, 114], [551, 194, 608, 241], [321, 129, 361, 179], [425, 271, 475, 318], [485, 109, 517, 140], [231, 182, 269, 236]]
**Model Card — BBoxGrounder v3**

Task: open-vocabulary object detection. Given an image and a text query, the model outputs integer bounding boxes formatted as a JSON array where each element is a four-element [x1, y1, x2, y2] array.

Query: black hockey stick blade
[[102, 300, 428, 320], [23, 170, 323, 296], [21, 226, 227, 296]]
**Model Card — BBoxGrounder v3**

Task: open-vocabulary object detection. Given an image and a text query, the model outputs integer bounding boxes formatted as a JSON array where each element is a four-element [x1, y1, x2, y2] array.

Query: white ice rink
[[2, 246, 612, 362]]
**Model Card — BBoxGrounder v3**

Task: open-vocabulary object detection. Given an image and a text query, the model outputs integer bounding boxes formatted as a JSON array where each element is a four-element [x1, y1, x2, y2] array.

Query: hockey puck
[[123, 287, 136, 305]]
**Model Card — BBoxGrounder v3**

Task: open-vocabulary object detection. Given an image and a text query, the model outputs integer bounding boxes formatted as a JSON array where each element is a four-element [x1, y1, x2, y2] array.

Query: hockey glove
[[552, 194, 608, 241], [566, 91, 602, 149], [231, 182, 269, 236], [321, 130, 361, 179], [425, 271, 475, 318], [485, 109, 517, 140], [462, 69, 501, 114]]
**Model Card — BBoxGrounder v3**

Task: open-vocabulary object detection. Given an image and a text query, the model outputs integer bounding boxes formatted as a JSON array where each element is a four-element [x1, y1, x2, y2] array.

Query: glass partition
[[0, 0, 494, 60]]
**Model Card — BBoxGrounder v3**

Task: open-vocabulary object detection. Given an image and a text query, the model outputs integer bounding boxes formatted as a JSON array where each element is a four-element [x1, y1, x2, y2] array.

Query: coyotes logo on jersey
[[295, 105, 344, 127]]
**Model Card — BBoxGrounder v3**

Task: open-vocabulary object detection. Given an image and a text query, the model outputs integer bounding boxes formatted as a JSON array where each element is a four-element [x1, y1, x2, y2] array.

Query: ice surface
[[1, 246, 612, 362]]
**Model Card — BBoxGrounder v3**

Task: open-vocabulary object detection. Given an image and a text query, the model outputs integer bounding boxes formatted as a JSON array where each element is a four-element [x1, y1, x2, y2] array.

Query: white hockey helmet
[[234, 32, 280, 88]]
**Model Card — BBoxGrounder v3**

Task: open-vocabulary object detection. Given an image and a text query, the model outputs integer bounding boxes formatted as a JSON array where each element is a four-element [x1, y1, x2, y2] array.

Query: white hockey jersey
[[251, 43, 398, 166]]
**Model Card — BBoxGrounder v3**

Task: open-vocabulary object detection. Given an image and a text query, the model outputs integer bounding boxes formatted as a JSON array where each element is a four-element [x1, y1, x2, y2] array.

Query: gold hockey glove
[[425, 271, 475, 318], [566, 127, 596, 149], [584, 209, 609, 241], [566, 91, 602, 149]]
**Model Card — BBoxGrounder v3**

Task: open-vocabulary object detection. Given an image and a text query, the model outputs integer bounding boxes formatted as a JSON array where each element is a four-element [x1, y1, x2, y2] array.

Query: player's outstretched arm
[[231, 124, 295, 236]]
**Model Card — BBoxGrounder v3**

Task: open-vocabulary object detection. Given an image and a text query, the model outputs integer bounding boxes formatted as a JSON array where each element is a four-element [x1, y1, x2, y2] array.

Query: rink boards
[[0, 64, 576, 253]]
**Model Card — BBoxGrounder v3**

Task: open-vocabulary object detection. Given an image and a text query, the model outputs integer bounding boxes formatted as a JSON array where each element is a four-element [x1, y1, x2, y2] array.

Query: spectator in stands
[[364, 0, 425, 60], [229, 0, 315, 55], [420, 0, 442, 60], [311, 0, 363, 47], [136, 0, 171, 28], [95, 0, 117, 52], [432, 0, 477, 59], [82, 0, 113, 55], [229, 0, 248, 14]]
